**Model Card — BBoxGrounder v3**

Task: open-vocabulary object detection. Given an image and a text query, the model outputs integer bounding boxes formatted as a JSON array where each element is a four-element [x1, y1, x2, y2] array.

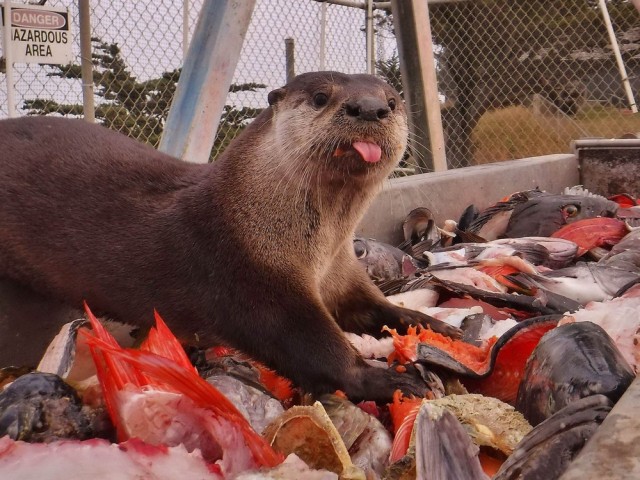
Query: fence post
[[159, 0, 256, 163], [2, 1, 17, 117], [319, 3, 327, 70], [78, 0, 95, 122], [391, 0, 447, 172], [365, 0, 374, 74], [598, 0, 638, 113], [183, 0, 190, 60], [285, 37, 295, 82]]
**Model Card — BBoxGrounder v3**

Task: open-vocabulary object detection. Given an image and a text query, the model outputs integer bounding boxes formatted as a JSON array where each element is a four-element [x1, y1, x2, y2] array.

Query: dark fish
[[494, 395, 612, 480], [516, 322, 634, 426], [0, 372, 110, 442], [466, 189, 546, 240], [505, 194, 618, 238]]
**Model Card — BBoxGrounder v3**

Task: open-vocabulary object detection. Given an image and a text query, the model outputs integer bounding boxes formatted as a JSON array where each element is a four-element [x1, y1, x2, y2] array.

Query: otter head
[[266, 71, 408, 182]]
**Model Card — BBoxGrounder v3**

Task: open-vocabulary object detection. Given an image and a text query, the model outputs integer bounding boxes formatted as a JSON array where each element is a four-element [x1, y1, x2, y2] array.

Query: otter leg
[[217, 282, 429, 402], [321, 246, 462, 339]]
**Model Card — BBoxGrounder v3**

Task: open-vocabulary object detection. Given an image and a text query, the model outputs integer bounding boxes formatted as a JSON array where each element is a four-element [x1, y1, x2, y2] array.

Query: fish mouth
[[332, 140, 383, 164]]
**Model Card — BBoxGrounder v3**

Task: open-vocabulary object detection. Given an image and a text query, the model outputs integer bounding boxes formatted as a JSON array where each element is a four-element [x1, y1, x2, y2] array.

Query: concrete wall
[[357, 154, 579, 245]]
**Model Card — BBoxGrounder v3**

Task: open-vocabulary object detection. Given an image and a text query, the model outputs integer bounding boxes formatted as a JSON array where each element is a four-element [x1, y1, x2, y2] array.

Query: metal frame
[[158, 0, 256, 163]]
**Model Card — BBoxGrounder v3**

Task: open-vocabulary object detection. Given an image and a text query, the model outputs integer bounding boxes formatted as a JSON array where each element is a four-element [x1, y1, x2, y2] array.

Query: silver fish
[[354, 237, 417, 281]]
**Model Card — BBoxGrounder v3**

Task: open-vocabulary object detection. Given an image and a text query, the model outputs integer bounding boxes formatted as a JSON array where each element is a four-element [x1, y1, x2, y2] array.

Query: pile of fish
[[1, 186, 639, 479]]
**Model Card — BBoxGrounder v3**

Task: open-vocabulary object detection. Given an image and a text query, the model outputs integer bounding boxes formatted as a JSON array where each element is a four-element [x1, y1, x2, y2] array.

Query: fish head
[[506, 195, 619, 238], [354, 237, 407, 281]]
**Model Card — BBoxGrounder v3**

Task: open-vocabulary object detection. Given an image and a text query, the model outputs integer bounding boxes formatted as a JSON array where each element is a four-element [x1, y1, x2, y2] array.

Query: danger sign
[[1, 3, 72, 64]]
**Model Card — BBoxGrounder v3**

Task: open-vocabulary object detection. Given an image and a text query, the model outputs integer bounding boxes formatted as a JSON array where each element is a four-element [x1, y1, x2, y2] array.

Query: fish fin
[[457, 204, 479, 232], [99, 346, 283, 467], [504, 273, 542, 294], [81, 302, 149, 441], [454, 229, 488, 244], [139, 310, 195, 372]]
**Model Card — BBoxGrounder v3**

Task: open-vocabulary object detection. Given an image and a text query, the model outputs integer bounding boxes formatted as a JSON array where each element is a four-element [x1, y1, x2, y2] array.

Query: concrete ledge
[[357, 154, 579, 245], [560, 377, 640, 480]]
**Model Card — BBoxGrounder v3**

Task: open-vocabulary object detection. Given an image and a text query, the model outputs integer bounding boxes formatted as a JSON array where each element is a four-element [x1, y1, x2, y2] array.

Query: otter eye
[[313, 92, 329, 107], [388, 98, 396, 111], [563, 204, 580, 217], [353, 240, 367, 259]]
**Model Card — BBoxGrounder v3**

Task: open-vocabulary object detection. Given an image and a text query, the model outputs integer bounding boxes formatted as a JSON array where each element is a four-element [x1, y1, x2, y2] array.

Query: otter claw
[[424, 315, 463, 339]]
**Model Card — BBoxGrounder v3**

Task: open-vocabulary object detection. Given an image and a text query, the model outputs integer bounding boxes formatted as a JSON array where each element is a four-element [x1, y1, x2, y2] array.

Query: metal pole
[[285, 37, 295, 83], [312, 0, 391, 10], [2, 1, 17, 117], [365, 0, 374, 74], [319, 3, 327, 70], [391, 0, 447, 172], [78, 0, 95, 122], [183, 0, 189, 60], [598, 0, 638, 113], [159, 0, 256, 163]]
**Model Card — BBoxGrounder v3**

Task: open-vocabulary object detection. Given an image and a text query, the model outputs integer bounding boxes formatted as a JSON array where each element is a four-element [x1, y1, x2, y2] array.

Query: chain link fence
[[1, 0, 639, 170], [427, 0, 640, 169]]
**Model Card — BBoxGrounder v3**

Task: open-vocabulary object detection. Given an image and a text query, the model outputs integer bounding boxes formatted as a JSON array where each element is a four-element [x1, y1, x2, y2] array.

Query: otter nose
[[344, 96, 390, 121]]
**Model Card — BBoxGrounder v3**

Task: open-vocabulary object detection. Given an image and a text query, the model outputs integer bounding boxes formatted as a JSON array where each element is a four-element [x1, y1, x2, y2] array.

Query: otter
[[0, 72, 458, 401]]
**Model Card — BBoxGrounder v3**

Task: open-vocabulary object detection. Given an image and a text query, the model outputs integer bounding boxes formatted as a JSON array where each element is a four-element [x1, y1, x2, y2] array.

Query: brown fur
[[0, 72, 457, 401]]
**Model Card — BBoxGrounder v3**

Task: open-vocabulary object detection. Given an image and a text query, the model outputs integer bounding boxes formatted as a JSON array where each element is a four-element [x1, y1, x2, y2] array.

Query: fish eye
[[563, 204, 580, 217], [353, 240, 367, 259], [388, 98, 396, 111], [313, 92, 329, 107]]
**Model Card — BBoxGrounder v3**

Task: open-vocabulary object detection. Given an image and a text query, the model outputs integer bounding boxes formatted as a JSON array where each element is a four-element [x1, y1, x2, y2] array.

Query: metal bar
[[319, 3, 327, 70], [2, 1, 17, 117], [573, 138, 640, 149], [312, 0, 390, 10], [391, 0, 447, 172], [159, 0, 256, 163], [560, 377, 640, 480], [285, 37, 295, 82], [365, 0, 374, 74], [182, 0, 189, 60], [312, 0, 468, 9], [78, 0, 95, 122], [598, 0, 638, 113]]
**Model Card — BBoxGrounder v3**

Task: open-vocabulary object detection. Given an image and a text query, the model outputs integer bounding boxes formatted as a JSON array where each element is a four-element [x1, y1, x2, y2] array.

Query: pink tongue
[[352, 141, 382, 163]]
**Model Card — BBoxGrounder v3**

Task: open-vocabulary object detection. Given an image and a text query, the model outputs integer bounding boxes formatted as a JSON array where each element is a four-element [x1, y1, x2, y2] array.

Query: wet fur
[[0, 72, 452, 401]]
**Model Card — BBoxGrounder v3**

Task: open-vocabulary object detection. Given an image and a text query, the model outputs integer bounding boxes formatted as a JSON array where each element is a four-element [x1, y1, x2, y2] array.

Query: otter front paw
[[373, 304, 462, 340], [344, 362, 433, 403]]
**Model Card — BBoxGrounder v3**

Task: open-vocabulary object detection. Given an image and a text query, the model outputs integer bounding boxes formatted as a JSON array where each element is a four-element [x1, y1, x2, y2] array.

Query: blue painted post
[[159, 0, 256, 163]]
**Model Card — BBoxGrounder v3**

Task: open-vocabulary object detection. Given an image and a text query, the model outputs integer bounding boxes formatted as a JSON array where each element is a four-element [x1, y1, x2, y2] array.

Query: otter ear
[[267, 88, 286, 106]]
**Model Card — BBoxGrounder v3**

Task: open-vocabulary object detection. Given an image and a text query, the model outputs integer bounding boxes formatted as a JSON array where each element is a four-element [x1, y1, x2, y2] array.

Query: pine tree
[[23, 38, 266, 160]]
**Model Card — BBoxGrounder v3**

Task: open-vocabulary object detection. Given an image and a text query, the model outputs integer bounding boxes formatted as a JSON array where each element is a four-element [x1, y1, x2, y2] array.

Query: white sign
[[1, 3, 72, 64]]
